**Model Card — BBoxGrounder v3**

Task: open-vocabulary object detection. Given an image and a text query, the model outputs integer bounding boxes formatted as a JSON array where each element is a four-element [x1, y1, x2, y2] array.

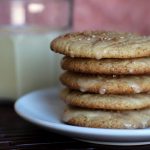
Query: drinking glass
[[0, 0, 72, 99]]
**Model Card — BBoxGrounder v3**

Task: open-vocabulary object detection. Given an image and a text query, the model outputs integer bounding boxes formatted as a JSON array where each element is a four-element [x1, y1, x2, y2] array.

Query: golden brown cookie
[[60, 71, 150, 94], [61, 88, 150, 110], [51, 31, 150, 59], [61, 57, 150, 75], [62, 106, 150, 129]]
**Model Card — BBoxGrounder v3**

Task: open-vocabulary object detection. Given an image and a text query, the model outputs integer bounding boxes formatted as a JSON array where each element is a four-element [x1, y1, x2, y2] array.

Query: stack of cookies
[[51, 31, 150, 129]]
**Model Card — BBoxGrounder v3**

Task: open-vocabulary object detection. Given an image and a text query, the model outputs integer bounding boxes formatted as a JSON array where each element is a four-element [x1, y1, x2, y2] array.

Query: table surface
[[0, 101, 150, 150]]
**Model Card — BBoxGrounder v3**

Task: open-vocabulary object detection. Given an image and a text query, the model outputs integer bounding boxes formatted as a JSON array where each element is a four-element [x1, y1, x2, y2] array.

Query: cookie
[[60, 71, 150, 94], [61, 57, 150, 75], [62, 106, 150, 129], [51, 31, 150, 59], [60, 88, 150, 110]]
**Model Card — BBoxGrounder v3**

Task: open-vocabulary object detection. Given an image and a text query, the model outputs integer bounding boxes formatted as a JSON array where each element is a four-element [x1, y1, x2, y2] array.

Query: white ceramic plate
[[14, 88, 150, 146]]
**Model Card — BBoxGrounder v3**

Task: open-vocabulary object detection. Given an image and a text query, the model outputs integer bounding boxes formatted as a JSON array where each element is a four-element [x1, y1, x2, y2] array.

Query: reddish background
[[74, 0, 150, 35], [0, 0, 150, 35]]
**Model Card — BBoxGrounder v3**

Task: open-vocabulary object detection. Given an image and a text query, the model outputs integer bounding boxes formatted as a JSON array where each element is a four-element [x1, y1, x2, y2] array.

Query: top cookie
[[50, 31, 150, 59]]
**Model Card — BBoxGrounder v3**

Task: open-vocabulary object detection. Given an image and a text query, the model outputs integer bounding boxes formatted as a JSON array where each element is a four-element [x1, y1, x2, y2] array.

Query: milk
[[0, 26, 64, 99]]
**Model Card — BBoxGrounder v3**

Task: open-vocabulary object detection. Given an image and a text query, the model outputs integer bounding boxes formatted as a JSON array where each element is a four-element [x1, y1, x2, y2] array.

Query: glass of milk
[[0, 0, 72, 99]]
